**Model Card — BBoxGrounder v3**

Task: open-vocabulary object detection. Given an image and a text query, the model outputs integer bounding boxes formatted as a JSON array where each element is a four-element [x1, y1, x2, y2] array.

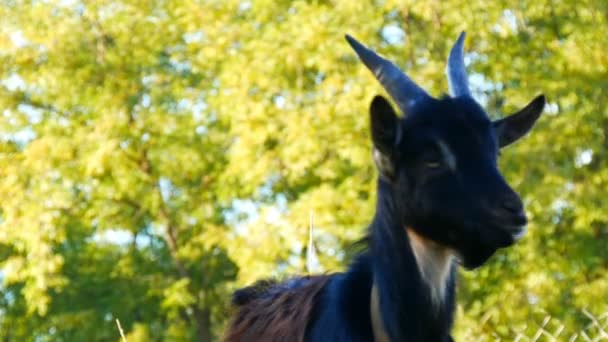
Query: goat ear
[[370, 95, 399, 154], [370, 95, 399, 178], [494, 95, 545, 148]]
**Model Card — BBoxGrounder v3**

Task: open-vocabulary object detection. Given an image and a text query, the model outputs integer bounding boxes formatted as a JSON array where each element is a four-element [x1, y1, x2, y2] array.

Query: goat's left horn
[[446, 31, 470, 97], [345, 34, 431, 112]]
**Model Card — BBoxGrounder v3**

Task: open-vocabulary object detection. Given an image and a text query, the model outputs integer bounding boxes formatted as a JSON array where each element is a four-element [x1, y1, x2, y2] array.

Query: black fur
[[227, 35, 545, 342], [306, 94, 544, 341]]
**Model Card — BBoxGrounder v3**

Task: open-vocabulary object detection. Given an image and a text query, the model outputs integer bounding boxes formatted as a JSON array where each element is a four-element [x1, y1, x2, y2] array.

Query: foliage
[[0, 0, 606, 340]]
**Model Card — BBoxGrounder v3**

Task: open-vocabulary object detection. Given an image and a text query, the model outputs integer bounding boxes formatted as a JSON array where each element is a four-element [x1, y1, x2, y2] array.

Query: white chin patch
[[512, 225, 528, 241]]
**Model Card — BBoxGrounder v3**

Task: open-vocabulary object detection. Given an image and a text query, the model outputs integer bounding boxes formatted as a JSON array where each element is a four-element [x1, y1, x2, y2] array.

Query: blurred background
[[0, 0, 606, 340]]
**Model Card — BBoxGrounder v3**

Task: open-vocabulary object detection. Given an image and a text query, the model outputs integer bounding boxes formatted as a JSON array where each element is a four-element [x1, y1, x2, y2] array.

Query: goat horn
[[446, 31, 470, 97], [345, 34, 431, 112]]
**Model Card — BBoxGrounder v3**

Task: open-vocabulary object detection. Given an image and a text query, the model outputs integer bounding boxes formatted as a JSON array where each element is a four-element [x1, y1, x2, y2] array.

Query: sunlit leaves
[[0, 0, 606, 340]]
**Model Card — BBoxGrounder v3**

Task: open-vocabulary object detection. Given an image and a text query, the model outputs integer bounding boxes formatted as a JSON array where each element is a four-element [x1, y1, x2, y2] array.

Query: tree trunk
[[194, 308, 212, 342], [137, 146, 214, 342]]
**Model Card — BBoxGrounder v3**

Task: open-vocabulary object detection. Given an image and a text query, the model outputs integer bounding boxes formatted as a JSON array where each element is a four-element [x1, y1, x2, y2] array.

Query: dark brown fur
[[224, 275, 330, 342]]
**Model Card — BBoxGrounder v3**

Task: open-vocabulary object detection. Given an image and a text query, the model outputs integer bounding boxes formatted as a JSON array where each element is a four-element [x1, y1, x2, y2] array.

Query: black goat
[[225, 31, 545, 342]]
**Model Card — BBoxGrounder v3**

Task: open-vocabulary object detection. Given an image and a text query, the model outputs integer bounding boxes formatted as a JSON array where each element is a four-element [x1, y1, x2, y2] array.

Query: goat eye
[[422, 154, 443, 168], [425, 159, 442, 168], [419, 148, 443, 170]]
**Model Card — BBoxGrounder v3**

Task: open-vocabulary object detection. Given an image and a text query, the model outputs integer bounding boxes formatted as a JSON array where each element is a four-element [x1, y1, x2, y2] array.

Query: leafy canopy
[[0, 0, 606, 340]]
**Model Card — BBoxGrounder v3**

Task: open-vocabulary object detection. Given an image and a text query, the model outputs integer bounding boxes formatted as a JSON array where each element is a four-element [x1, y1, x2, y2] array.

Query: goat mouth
[[494, 223, 527, 244], [508, 225, 527, 241]]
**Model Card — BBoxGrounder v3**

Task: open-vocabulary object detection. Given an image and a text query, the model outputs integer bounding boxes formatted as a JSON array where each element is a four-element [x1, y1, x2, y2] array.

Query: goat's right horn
[[446, 31, 471, 97], [345, 34, 431, 112]]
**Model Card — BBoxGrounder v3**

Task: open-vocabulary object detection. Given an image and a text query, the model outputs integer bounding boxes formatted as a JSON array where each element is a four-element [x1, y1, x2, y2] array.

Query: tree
[[0, 1, 237, 340], [0, 0, 606, 340]]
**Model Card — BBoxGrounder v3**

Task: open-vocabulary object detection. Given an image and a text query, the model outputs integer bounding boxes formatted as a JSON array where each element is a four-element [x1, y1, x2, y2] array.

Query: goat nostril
[[502, 198, 523, 214], [498, 197, 527, 226]]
